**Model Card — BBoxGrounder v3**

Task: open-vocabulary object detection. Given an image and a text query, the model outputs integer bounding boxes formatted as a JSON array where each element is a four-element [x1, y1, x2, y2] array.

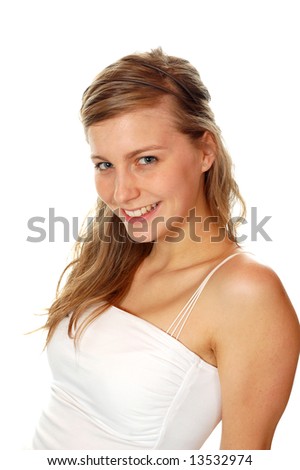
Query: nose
[[113, 170, 140, 206]]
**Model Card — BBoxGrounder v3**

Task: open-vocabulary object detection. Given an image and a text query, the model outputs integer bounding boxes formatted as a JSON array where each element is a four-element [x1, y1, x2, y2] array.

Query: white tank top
[[32, 253, 241, 449]]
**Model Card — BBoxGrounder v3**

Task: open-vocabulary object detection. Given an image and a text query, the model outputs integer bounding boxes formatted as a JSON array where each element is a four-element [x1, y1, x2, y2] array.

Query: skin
[[87, 101, 299, 449]]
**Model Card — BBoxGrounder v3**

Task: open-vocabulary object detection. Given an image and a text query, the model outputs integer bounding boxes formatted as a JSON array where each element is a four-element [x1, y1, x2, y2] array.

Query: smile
[[123, 203, 159, 217]]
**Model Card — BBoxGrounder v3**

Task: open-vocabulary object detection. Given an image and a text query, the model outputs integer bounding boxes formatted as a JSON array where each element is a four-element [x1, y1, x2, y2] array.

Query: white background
[[0, 0, 299, 457]]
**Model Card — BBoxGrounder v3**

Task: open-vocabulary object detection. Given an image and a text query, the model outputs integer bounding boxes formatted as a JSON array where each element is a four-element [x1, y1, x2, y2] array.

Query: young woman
[[32, 48, 299, 450]]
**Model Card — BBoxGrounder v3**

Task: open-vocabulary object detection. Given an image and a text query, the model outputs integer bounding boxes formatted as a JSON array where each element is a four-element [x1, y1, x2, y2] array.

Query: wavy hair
[[44, 48, 246, 345]]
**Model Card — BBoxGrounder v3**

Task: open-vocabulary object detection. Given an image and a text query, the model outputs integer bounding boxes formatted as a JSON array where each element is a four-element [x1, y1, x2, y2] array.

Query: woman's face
[[87, 102, 214, 243]]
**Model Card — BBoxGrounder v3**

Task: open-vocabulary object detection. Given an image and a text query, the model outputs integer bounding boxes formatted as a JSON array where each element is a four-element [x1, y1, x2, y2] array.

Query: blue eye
[[139, 156, 157, 165], [95, 162, 113, 171]]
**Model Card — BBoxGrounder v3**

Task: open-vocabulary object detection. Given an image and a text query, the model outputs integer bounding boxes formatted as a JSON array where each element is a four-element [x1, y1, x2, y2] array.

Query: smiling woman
[[32, 48, 299, 450], [88, 104, 216, 244]]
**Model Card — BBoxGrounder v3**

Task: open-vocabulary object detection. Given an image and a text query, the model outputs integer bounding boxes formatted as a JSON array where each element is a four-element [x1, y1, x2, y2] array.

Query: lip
[[121, 202, 160, 222]]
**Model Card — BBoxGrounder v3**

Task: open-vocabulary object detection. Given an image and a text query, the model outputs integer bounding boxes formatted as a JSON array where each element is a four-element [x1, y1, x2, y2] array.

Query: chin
[[124, 222, 158, 243]]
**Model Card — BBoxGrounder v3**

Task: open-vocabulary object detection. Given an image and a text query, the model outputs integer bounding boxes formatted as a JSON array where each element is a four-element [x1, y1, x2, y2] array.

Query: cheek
[[177, 173, 203, 210], [168, 166, 201, 194], [94, 176, 102, 197], [94, 176, 113, 203]]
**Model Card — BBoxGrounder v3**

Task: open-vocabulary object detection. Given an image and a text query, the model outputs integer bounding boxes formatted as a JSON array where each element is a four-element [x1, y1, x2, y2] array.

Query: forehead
[[87, 101, 178, 146]]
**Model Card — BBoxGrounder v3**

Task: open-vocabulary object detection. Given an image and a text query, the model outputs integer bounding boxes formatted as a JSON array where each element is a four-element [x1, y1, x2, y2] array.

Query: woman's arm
[[215, 262, 299, 449]]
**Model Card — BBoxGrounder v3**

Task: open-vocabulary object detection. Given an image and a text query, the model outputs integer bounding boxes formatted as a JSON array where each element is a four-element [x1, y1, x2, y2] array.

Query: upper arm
[[215, 262, 299, 449]]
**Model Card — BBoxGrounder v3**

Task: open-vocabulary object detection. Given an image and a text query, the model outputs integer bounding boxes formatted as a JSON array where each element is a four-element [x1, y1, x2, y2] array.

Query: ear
[[199, 131, 216, 173]]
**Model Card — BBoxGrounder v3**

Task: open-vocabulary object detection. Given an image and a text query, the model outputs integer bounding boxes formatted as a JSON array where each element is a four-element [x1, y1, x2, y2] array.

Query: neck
[[146, 213, 237, 273]]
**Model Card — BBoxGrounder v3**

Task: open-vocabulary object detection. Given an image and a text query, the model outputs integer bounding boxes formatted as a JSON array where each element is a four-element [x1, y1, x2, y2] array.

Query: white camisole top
[[32, 253, 241, 450]]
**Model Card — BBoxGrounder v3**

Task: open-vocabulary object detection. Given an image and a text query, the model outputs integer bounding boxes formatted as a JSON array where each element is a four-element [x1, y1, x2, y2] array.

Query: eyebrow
[[90, 145, 167, 161]]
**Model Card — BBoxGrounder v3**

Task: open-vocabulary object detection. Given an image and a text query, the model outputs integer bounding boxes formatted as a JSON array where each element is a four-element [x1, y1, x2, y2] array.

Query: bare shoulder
[[220, 251, 288, 291], [212, 252, 300, 359], [213, 252, 298, 326], [209, 252, 300, 449]]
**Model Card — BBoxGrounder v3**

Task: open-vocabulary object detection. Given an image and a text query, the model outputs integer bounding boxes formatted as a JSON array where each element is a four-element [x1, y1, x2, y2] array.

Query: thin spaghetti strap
[[166, 252, 246, 340]]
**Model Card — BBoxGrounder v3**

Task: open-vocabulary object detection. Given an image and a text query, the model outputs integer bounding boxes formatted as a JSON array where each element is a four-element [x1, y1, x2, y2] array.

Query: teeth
[[124, 203, 158, 217]]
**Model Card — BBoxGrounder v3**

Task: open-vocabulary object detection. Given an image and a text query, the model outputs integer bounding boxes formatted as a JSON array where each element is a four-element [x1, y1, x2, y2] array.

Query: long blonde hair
[[44, 48, 245, 345]]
